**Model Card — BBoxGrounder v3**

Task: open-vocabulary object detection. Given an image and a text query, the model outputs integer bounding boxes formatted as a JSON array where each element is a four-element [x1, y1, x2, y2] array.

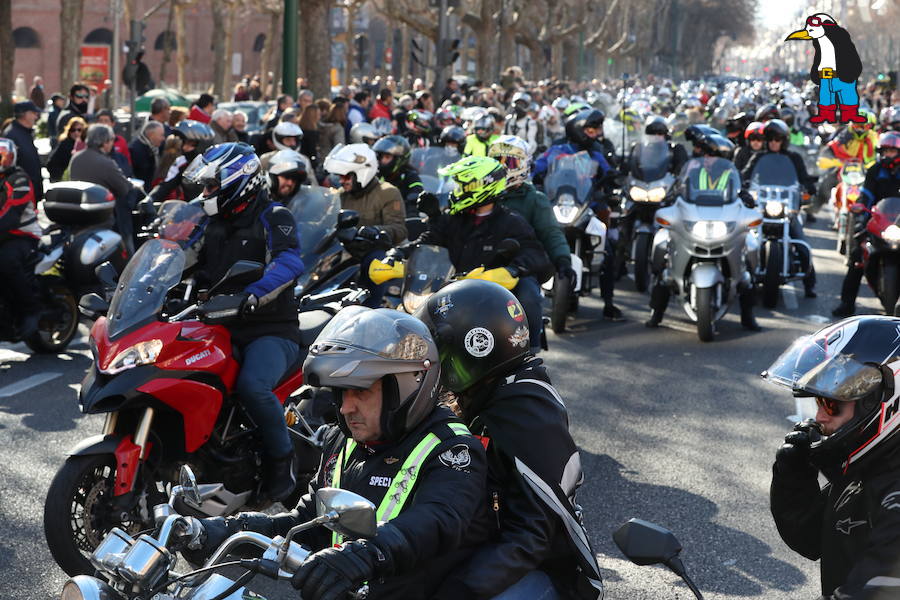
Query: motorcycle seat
[[298, 309, 332, 348]]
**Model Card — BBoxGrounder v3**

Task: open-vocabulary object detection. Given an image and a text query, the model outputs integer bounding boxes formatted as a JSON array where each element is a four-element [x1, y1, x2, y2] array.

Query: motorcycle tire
[[696, 287, 715, 343], [44, 454, 142, 576], [633, 232, 652, 293], [762, 242, 783, 309], [26, 284, 79, 354], [880, 260, 900, 316], [550, 275, 570, 334]]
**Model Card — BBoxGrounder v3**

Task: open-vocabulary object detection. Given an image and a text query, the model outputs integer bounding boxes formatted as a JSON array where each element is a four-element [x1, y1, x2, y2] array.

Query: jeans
[[818, 77, 859, 106], [115, 188, 141, 255], [234, 336, 300, 458], [358, 249, 389, 308], [491, 571, 560, 600], [513, 276, 543, 352]]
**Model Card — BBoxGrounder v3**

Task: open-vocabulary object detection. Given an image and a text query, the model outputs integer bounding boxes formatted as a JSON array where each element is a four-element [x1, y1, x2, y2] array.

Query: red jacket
[[0, 169, 40, 239], [114, 135, 132, 166], [189, 105, 212, 124], [368, 101, 392, 121]]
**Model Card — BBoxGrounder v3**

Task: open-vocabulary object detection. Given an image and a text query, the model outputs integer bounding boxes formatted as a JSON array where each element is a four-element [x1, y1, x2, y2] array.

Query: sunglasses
[[71, 128, 83, 133], [815, 396, 842, 417], [805, 16, 834, 27], [74, 93, 89, 99]]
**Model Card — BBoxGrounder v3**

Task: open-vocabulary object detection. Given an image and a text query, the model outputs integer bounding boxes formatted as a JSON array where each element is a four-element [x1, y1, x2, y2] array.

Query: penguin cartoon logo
[[785, 13, 864, 125]]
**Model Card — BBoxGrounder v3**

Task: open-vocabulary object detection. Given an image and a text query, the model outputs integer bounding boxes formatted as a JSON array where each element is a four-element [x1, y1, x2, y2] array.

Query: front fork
[[111, 407, 155, 497]]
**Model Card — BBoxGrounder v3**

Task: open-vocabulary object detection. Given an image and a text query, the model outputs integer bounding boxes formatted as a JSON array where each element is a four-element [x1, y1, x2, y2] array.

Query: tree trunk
[[175, 1, 188, 92], [497, 5, 515, 81], [259, 10, 279, 98], [398, 23, 409, 82], [345, 5, 356, 83], [550, 39, 563, 79], [211, 0, 227, 97], [222, 4, 235, 97], [60, 0, 85, 91], [0, 0, 13, 120], [159, 0, 176, 85], [300, 0, 331, 98]]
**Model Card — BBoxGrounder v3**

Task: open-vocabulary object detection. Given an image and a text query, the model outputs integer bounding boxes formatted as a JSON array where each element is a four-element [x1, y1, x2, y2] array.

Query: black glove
[[356, 225, 391, 249], [291, 540, 382, 600], [556, 258, 577, 288], [241, 293, 258, 315], [774, 419, 820, 476], [180, 513, 278, 565], [416, 191, 440, 219], [739, 189, 756, 209]]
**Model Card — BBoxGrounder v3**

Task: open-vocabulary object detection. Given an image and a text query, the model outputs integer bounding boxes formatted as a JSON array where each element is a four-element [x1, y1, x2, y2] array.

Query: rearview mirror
[[95, 262, 118, 289], [179, 465, 202, 507], [337, 209, 360, 230], [613, 518, 682, 566], [208, 260, 264, 295], [315, 487, 376, 539], [79, 293, 110, 320]]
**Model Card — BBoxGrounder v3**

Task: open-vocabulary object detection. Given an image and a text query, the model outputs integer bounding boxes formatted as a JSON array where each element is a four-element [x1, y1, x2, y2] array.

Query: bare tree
[[173, 0, 196, 92], [299, 0, 332, 98], [254, 0, 282, 98], [0, 0, 12, 120], [60, 0, 86, 91]]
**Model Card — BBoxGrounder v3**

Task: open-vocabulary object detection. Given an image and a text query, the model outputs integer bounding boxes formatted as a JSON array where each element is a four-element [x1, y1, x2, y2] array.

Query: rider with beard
[[533, 109, 623, 320], [733, 121, 766, 172], [503, 92, 539, 156], [832, 132, 900, 318], [56, 84, 91, 133], [372, 135, 424, 219], [267, 150, 310, 204], [324, 143, 406, 306], [414, 280, 604, 600], [149, 120, 215, 202], [765, 316, 900, 600], [184, 142, 305, 502]]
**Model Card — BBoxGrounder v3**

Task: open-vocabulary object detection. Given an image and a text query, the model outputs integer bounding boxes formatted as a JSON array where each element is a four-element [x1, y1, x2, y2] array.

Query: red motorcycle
[[44, 238, 336, 576], [850, 197, 900, 315]]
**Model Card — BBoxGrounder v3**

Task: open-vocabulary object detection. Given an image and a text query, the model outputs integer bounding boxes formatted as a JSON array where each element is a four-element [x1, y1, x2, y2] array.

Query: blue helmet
[[184, 143, 266, 218]]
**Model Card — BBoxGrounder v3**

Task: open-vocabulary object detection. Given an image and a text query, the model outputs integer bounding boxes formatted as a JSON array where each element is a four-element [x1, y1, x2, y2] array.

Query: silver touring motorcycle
[[649, 157, 761, 341]]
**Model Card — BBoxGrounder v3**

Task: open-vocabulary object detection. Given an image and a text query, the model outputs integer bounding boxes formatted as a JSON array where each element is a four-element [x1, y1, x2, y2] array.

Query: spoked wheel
[[44, 455, 143, 576], [26, 284, 79, 353]]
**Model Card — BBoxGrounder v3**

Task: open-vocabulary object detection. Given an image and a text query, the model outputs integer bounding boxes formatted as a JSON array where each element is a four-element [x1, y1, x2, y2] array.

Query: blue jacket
[[532, 141, 610, 180], [861, 163, 900, 208], [2, 121, 42, 200]]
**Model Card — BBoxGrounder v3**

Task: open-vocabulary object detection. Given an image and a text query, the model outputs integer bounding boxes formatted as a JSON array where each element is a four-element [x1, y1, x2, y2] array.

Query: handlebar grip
[[349, 584, 370, 599]]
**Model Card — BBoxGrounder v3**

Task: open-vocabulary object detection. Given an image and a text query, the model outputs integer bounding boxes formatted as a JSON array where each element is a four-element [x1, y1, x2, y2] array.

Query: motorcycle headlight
[[402, 291, 430, 313], [647, 187, 666, 202], [691, 220, 729, 240], [884, 225, 900, 244], [61, 576, 117, 600], [100, 339, 163, 375], [629, 186, 648, 201], [765, 201, 785, 218], [553, 201, 579, 224]]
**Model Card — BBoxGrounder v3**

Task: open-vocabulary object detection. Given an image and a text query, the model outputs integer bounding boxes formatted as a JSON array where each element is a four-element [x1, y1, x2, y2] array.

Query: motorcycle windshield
[[679, 157, 740, 206], [157, 200, 206, 245], [411, 147, 461, 178], [842, 161, 866, 186], [763, 334, 883, 402], [750, 153, 799, 187], [403, 245, 455, 313], [286, 186, 340, 262], [107, 238, 185, 339], [545, 151, 597, 205], [874, 197, 900, 223], [630, 139, 671, 181]]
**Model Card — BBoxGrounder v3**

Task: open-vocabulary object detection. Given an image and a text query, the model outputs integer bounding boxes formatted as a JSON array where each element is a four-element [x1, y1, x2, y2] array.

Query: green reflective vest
[[699, 167, 730, 191], [329, 422, 471, 545]]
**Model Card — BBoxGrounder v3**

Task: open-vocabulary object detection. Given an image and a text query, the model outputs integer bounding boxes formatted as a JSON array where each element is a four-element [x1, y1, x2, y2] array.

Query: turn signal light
[[656, 217, 670, 227], [748, 218, 763, 228]]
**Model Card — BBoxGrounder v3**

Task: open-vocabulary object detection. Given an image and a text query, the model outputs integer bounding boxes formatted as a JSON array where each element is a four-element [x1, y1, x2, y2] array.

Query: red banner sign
[[79, 45, 111, 92]]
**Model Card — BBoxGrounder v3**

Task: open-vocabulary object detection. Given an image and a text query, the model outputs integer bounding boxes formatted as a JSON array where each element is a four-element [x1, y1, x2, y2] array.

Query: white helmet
[[537, 105, 559, 123], [349, 122, 380, 145], [323, 143, 378, 189], [273, 122, 303, 151], [488, 135, 530, 187]]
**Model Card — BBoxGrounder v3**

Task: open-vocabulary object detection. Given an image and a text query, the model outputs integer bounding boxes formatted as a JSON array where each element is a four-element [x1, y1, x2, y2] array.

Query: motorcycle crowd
[[2, 71, 900, 600]]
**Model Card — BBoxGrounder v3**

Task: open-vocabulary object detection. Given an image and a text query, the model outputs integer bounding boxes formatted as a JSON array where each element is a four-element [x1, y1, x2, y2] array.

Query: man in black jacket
[[765, 316, 900, 600], [56, 84, 91, 133], [184, 142, 305, 501], [415, 155, 551, 355], [128, 121, 164, 192], [181, 307, 490, 600], [2, 101, 42, 200], [416, 279, 604, 600]]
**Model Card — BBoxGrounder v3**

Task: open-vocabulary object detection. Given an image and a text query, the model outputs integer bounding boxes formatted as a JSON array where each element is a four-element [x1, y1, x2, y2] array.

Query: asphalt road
[[0, 211, 882, 599]]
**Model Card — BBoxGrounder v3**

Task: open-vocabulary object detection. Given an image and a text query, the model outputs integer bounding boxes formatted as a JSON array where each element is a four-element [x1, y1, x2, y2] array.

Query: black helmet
[[684, 124, 718, 144], [406, 110, 434, 137], [763, 316, 900, 475], [754, 103, 780, 122], [439, 125, 466, 148], [705, 134, 735, 158], [303, 306, 440, 442], [644, 115, 669, 137], [779, 106, 797, 129], [184, 142, 267, 218], [174, 119, 215, 157], [413, 279, 530, 393], [372, 135, 411, 177], [725, 112, 752, 136], [764, 119, 790, 145], [565, 109, 605, 149], [472, 115, 495, 142]]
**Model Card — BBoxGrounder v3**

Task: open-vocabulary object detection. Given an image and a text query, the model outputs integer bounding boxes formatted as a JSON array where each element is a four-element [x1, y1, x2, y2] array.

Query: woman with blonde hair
[[47, 116, 87, 181]]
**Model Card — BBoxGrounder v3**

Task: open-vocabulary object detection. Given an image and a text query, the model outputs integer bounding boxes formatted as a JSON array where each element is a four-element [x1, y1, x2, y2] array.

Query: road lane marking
[[782, 284, 799, 310], [0, 373, 62, 398]]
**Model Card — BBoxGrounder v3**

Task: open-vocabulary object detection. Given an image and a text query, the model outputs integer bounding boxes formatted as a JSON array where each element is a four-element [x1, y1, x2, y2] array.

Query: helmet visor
[[314, 306, 433, 361], [183, 154, 219, 186], [762, 334, 883, 401]]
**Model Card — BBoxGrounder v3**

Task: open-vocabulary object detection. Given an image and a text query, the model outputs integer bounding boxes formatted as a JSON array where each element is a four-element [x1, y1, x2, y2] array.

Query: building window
[[13, 27, 40, 49], [84, 28, 114, 45], [154, 31, 177, 51], [253, 34, 266, 53]]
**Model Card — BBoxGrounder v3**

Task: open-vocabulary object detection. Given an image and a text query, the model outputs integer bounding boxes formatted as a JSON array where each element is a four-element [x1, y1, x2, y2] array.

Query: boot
[[839, 105, 867, 124], [263, 453, 296, 504], [833, 266, 863, 318], [645, 284, 670, 328], [739, 289, 761, 331], [832, 302, 855, 318], [808, 104, 837, 124], [603, 303, 624, 321]]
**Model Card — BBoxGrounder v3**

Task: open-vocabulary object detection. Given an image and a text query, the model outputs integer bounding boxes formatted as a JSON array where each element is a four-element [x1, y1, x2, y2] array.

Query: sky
[[756, 0, 809, 30]]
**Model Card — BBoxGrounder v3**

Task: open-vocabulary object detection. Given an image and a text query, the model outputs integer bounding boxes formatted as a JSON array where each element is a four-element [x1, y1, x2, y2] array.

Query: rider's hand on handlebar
[[739, 189, 757, 209], [556, 259, 577, 290], [356, 225, 391, 249], [291, 541, 380, 600]]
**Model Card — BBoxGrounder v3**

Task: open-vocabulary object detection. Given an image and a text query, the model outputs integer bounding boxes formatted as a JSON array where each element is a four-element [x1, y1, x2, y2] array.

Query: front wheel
[[633, 232, 652, 293], [550, 276, 571, 333], [44, 454, 143, 576], [762, 242, 783, 309], [696, 287, 715, 342]]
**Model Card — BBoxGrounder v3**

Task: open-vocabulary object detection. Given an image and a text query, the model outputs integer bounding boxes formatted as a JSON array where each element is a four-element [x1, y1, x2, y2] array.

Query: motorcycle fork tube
[[783, 220, 791, 279], [134, 407, 155, 460], [102, 411, 118, 436]]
